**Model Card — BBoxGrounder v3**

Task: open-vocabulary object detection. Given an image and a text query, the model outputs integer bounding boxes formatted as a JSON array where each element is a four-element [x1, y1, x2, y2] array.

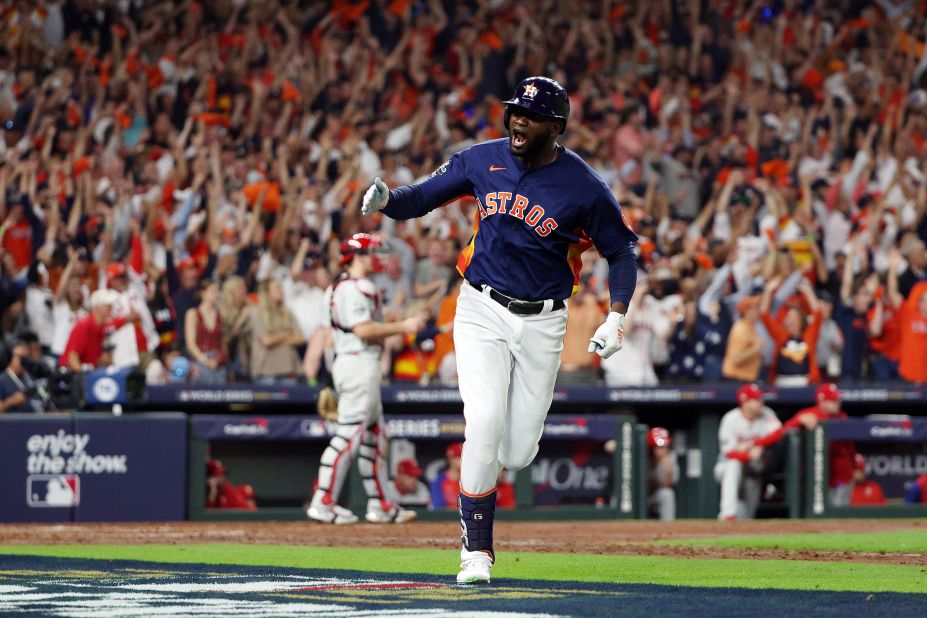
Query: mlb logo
[[301, 420, 328, 437], [27, 474, 80, 508]]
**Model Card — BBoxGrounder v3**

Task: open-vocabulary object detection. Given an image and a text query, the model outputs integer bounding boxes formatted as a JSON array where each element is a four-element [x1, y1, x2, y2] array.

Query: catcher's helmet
[[503, 76, 570, 134], [339, 232, 384, 267], [647, 427, 672, 449]]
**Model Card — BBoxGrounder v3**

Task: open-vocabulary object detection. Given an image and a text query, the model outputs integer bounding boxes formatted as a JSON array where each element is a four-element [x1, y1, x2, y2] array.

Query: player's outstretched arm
[[360, 155, 474, 221]]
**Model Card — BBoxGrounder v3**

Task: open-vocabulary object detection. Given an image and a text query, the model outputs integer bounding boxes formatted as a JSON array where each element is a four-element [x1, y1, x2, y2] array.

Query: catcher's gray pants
[[314, 351, 391, 511], [333, 351, 382, 425]]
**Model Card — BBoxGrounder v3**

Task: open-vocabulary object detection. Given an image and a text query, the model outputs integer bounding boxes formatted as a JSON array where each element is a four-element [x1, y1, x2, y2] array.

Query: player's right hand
[[361, 176, 390, 216]]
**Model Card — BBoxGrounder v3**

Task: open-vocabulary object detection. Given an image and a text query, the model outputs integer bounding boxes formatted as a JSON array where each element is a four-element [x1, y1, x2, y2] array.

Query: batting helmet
[[647, 427, 672, 449], [503, 76, 570, 134], [339, 232, 384, 267]]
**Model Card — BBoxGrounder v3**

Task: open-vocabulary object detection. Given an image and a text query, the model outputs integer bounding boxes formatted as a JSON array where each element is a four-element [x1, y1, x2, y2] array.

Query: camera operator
[[0, 336, 44, 413]]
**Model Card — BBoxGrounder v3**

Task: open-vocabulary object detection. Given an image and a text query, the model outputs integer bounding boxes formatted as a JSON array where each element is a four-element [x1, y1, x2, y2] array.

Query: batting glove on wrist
[[361, 176, 389, 216], [588, 311, 625, 359]]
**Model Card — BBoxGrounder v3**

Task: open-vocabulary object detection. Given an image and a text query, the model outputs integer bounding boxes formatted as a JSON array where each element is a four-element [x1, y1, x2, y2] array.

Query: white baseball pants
[[715, 459, 763, 519], [453, 282, 568, 495]]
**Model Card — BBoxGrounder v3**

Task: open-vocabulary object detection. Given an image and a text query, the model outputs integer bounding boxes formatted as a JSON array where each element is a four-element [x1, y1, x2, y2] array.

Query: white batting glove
[[361, 177, 390, 216], [588, 312, 625, 359]]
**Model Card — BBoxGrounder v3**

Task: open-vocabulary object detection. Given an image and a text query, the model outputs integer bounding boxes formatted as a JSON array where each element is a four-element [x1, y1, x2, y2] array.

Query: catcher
[[306, 233, 426, 524]]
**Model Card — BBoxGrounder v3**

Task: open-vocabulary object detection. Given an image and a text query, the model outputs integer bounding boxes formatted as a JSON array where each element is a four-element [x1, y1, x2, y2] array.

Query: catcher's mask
[[339, 232, 388, 269]]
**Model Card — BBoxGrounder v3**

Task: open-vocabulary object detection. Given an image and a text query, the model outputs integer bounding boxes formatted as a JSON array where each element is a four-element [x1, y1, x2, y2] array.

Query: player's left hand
[[361, 176, 389, 216], [588, 312, 624, 359]]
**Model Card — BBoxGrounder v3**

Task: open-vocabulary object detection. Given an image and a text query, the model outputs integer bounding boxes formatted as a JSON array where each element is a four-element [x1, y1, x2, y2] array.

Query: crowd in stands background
[[2, 0, 927, 389]]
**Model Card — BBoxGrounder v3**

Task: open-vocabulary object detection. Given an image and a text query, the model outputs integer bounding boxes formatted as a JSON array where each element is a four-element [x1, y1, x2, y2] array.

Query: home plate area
[[0, 556, 919, 617]]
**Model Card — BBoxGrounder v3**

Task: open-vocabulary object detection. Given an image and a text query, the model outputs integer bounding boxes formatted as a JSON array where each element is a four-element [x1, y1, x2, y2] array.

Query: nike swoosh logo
[[489, 165, 506, 172]]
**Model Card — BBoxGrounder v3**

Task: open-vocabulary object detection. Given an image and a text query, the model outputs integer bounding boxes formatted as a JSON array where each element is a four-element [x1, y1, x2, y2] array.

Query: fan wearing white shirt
[[283, 239, 330, 342], [50, 250, 88, 358]]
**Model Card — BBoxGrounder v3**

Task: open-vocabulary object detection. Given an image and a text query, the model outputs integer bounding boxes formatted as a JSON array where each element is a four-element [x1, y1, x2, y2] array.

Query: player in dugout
[[751, 383, 857, 506], [715, 384, 782, 520], [647, 427, 678, 521]]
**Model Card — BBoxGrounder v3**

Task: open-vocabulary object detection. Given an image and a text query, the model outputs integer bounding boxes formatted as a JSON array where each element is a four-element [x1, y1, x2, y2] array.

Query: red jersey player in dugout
[[753, 383, 857, 506]]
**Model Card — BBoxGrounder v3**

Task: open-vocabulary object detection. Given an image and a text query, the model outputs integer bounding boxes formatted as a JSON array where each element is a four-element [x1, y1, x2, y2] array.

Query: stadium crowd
[[2, 0, 927, 401]]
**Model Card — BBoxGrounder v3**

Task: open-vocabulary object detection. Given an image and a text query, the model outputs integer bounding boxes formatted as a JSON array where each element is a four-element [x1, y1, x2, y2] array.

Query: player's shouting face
[[508, 106, 560, 160]]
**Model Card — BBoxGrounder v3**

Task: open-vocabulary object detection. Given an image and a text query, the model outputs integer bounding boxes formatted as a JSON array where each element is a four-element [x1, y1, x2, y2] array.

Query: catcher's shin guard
[[357, 421, 391, 511], [458, 490, 496, 559], [316, 422, 364, 504]]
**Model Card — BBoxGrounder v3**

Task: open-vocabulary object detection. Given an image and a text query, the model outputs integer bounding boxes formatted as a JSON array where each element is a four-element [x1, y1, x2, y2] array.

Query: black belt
[[467, 280, 565, 316]]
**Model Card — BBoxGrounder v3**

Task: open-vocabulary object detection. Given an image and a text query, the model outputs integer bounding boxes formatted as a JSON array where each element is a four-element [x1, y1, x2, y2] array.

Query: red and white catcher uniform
[[306, 270, 413, 524]]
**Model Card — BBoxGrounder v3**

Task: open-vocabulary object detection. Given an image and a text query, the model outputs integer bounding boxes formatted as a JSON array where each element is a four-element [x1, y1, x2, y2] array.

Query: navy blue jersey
[[382, 138, 638, 305]]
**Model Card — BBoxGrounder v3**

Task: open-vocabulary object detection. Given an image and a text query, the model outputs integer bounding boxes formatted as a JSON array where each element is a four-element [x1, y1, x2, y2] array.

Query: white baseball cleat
[[456, 551, 493, 584], [365, 503, 417, 524], [306, 502, 359, 525]]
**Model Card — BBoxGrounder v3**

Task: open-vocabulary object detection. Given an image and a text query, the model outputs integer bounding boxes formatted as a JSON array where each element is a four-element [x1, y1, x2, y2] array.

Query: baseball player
[[715, 384, 782, 520], [306, 233, 425, 525], [386, 458, 432, 508], [647, 427, 678, 521], [361, 76, 638, 584], [751, 383, 857, 506]]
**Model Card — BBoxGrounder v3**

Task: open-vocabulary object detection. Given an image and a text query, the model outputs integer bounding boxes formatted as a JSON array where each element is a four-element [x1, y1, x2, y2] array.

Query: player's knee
[[498, 443, 538, 471], [654, 487, 674, 501], [655, 487, 675, 506]]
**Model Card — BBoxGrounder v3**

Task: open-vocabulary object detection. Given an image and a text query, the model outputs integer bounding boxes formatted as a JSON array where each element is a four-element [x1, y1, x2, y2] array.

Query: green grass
[[1, 544, 925, 593], [661, 529, 927, 553]]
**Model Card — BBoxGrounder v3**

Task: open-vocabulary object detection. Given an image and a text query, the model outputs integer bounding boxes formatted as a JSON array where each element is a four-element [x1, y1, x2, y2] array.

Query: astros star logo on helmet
[[522, 82, 539, 100]]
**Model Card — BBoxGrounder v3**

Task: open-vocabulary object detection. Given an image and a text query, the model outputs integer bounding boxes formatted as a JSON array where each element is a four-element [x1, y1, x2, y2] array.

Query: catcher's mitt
[[317, 386, 339, 421]]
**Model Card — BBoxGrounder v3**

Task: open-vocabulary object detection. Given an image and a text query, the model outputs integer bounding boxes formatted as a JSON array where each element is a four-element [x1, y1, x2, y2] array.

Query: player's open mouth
[[512, 129, 527, 147]]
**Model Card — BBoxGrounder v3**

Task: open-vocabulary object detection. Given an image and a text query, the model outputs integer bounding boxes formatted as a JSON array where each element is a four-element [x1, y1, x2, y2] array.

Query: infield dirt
[[1, 519, 925, 566]]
